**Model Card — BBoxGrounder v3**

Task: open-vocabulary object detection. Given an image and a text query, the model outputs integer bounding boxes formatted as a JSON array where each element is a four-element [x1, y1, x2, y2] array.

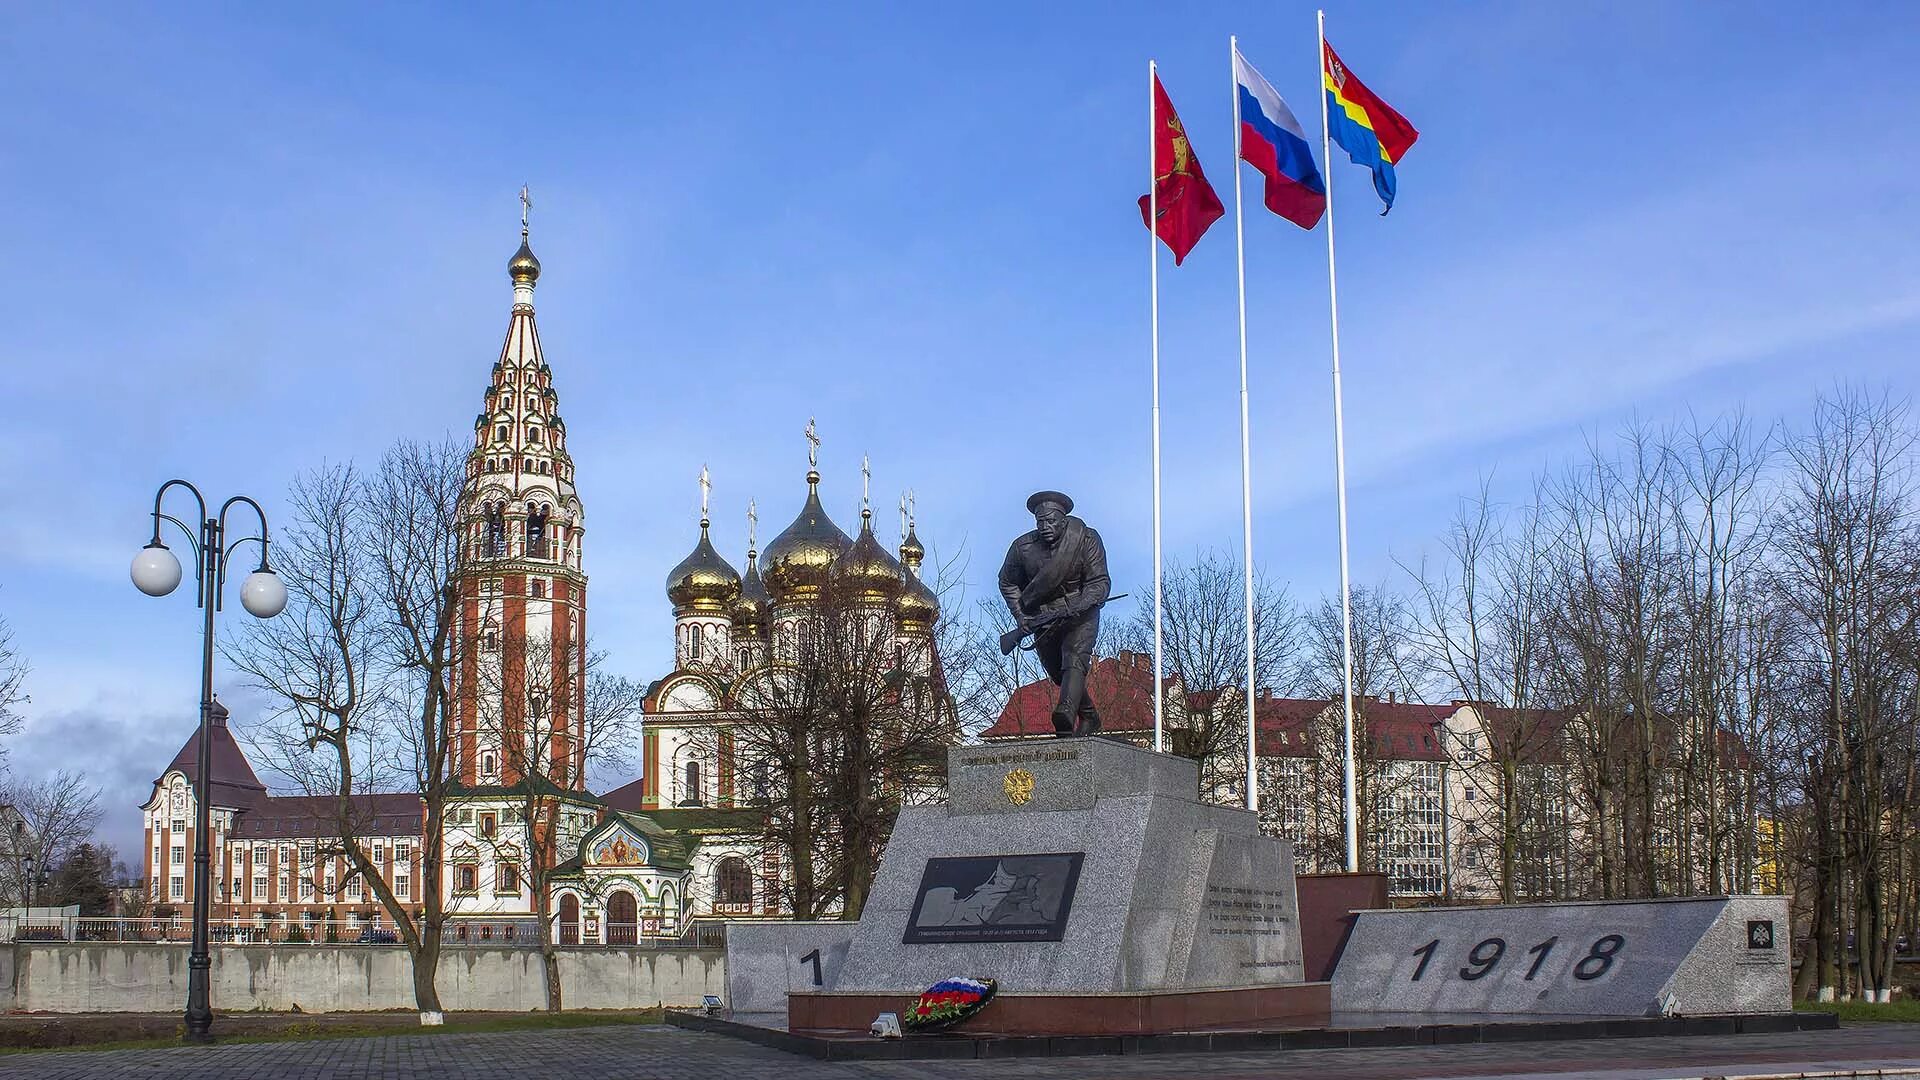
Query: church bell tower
[[451, 190, 589, 791]]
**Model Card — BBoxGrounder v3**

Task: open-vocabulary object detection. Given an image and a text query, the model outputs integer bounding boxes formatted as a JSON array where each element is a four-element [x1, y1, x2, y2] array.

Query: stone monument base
[[788, 982, 1331, 1036]]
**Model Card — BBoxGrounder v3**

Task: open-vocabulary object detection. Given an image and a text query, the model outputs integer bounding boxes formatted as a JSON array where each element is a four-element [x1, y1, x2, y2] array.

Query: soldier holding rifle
[[998, 490, 1114, 737]]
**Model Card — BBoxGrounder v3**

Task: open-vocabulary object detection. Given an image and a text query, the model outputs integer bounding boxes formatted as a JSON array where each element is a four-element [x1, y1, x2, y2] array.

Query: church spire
[[508, 184, 541, 306]]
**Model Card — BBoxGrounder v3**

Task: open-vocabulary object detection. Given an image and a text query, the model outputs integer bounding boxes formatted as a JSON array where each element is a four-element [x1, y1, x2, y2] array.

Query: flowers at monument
[[899, 977, 997, 1032]]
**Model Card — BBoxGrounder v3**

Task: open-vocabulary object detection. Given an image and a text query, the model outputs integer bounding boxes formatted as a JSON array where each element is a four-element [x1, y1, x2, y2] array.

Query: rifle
[[999, 594, 1127, 655]]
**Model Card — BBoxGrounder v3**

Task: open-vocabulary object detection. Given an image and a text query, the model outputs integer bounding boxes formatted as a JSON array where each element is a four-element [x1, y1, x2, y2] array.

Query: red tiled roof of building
[[984, 663, 1456, 762], [156, 699, 269, 810], [228, 793, 423, 840], [601, 775, 647, 812], [1253, 695, 1453, 761], [981, 652, 1165, 739]]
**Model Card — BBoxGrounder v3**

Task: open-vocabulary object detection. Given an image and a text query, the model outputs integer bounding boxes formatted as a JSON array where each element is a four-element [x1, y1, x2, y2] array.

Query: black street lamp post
[[130, 480, 286, 1044]]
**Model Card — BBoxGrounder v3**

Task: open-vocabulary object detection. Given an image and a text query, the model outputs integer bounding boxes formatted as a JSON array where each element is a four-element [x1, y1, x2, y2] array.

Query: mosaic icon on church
[[590, 829, 648, 867]]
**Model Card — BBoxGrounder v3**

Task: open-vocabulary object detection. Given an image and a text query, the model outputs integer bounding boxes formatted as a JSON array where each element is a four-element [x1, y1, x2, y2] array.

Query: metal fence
[[0, 914, 729, 950]]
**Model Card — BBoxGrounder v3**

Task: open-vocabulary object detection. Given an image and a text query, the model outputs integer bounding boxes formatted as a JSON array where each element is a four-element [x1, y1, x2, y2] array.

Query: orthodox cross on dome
[[698, 464, 711, 525], [861, 454, 871, 515], [804, 417, 820, 469], [898, 492, 908, 543], [519, 184, 532, 237], [747, 498, 758, 553], [908, 488, 917, 528]]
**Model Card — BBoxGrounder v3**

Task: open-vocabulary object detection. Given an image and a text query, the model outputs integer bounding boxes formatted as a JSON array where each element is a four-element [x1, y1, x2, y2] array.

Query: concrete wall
[[11, 944, 724, 1014]]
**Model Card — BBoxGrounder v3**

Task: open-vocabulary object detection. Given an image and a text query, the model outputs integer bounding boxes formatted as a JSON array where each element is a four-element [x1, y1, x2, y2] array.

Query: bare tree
[[1114, 551, 1299, 803], [712, 570, 961, 920], [1299, 583, 1428, 873], [230, 438, 468, 1021], [1, 770, 102, 907], [0, 609, 28, 761], [477, 633, 641, 1011], [1769, 389, 1919, 1001], [1403, 478, 1566, 901]]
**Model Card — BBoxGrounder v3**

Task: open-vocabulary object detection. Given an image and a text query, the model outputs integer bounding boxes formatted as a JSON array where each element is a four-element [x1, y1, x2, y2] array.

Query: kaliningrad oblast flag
[[1322, 39, 1420, 213], [1233, 48, 1326, 230], [1138, 73, 1224, 265]]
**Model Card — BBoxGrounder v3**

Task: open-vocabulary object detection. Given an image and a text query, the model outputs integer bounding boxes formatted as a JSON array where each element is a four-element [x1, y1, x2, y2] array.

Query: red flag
[[1138, 74, 1224, 265]]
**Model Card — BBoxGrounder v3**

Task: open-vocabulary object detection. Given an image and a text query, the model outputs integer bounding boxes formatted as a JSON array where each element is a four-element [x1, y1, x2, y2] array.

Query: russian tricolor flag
[[1234, 49, 1326, 230]]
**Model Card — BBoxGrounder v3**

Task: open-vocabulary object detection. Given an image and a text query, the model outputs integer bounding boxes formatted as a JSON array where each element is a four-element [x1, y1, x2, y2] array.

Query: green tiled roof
[[637, 806, 765, 834]]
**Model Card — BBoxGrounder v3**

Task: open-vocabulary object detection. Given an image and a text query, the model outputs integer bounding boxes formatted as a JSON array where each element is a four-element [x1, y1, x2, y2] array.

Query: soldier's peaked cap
[[1026, 490, 1074, 515]]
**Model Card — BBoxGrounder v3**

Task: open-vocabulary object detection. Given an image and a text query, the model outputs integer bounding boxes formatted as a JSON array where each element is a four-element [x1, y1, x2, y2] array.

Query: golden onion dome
[[508, 237, 541, 284], [898, 523, 925, 573], [730, 552, 772, 632], [762, 471, 852, 606], [665, 520, 741, 616], [832, 513, 905, 605], [897, 567, 938, 636]]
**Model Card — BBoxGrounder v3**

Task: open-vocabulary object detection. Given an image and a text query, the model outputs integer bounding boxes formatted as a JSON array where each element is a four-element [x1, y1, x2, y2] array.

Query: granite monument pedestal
[[799, 739, 1312, 1034]]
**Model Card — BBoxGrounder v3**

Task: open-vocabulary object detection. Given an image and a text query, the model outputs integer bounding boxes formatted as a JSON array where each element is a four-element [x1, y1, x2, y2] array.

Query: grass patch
[[0, 1008, 666, 1054], [1797, 999, 1920, 1022]]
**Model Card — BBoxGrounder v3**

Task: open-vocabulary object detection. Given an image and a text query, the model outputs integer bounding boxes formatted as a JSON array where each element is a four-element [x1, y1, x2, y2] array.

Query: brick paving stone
[[0, 1021, 1917, 1080]]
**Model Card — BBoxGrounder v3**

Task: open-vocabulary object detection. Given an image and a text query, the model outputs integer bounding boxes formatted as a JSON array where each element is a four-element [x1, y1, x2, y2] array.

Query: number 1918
[[1409, 933, 1623, 982]]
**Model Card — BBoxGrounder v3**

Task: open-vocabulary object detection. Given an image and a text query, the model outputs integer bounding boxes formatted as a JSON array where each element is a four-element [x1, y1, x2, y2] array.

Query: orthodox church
[[141, 205, 943, 943]]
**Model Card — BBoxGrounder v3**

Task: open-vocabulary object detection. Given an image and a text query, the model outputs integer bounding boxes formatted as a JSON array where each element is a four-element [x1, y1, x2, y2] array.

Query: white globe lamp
[[239, 569, 288, 618], [131, 543, 183, 597]]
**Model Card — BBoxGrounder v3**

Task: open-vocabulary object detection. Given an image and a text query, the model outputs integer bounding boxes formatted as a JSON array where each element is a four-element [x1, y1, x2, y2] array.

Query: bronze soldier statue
[[999, 491, 1111, 737]]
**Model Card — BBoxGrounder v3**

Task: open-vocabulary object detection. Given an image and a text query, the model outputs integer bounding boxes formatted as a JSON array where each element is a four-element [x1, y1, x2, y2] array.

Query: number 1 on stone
[[1410, 938, 1439, 981], [1524, 937, 1557, 980]]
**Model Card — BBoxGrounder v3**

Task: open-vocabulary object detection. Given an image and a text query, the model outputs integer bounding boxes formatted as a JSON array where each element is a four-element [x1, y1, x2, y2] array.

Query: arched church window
[[481, 751, 496, 778], [526, 507, 548, 559], [683, 760, 703, 806], [486, 505, 506, 558], [531, 580, 545, 599], [495, 424, 509, 443], [716, 857, 752, 909], [689, 623, 703, 661], [528, 427, 542, 445]]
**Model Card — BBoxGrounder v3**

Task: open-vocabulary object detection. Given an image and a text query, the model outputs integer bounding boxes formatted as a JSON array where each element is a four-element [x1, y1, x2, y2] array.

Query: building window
[[527, 427, 541, 445], [253, 872, 267, 897], [172, 817, 185, 834], [480, 813, 497, 837], [688, 622, 702, 660], [395, 873, 411, 900], [482, 752, 497, 778], [455, 864, 478, 894], [530, 580, 545, 599], [170, 875, 184, 900], [683, 760, 703, 806], [716, 857, 753, 910], [172, 845, 185, 865], [497, 864, 519, 893], [485, 504, 507, 557], [495, 424, 508, 442]]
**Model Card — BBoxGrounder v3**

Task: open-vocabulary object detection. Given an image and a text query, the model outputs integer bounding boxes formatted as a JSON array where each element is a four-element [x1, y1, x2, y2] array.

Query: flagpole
[[1149, 59, 1166, 755], [1230, 35, 1258, 815], [1318, 8, 1361, 874]]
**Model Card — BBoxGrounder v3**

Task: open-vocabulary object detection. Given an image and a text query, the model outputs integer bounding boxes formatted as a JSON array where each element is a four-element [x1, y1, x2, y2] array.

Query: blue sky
[[6, 3, 1919, 858]]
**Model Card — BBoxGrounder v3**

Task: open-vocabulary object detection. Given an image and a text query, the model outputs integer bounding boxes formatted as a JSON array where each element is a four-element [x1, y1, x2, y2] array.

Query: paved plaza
[[4, 1022, 1920, 1080]]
